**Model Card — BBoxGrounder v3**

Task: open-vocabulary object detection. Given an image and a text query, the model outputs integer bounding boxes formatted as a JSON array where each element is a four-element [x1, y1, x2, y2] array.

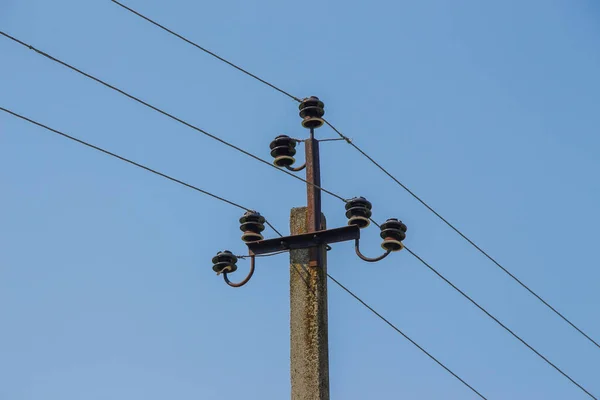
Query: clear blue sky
[[2, 0, 600, 398]]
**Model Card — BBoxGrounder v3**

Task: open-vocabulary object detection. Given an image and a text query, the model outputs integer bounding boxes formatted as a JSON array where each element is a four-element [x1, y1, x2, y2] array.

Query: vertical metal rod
[[305, 127, 323, 267]]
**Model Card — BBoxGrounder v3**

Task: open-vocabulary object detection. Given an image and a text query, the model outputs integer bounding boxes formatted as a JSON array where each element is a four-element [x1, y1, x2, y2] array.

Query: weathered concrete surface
[[290, 207, 329, 400]]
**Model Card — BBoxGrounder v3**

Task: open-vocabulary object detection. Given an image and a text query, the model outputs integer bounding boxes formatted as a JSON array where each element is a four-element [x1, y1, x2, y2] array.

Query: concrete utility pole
[[212, 96, 406, 400], [290, 126, 329, 400]]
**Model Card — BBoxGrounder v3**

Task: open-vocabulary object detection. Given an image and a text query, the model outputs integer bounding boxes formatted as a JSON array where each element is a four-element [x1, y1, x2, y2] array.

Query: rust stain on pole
[[290, 207, 329, 400]]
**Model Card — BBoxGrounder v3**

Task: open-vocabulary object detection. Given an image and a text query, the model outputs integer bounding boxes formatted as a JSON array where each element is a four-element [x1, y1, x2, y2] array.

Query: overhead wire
[[1, 106, 486, 399], [323, 119, 600, 353], [107, 1, 600, 351], [364, 220, 594, 397], [0, 106, 285, 235], [111, 0, 302, 103], [0, 107, 249, 212], [326, 273, 487, 399], [0, 31, 346, 205], [1, 30, 594, 397], [404, 246, 596, 399]]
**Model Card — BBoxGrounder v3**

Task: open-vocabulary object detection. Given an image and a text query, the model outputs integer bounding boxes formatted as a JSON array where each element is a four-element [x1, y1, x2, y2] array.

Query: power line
[[327, 273, 487, 399], [355, 219, 595, 398], [2, 29, 590, 394], [5, 26, 591, 390], [323, 118, 600, 352], [0, 31, 346, 205], [0, 108, 242, 211], [111, 0, 302, 103], [3, 25, 592, 390], [1, 107, 486, 399], [404, 246, 597, 400], [0, 106, 286, 236], [107, 1, 600, 351]]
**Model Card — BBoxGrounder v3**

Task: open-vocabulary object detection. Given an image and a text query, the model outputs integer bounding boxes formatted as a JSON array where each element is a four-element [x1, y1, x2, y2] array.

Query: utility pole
[[289, 125, 329, 400], [211, 96, 407, 400]]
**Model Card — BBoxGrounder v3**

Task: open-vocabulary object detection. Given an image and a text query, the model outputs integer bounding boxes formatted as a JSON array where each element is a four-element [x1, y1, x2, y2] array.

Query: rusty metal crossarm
[[246, 225, 359, 255]]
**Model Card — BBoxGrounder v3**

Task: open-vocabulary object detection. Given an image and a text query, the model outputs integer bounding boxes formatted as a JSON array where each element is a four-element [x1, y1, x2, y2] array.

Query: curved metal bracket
[[355, 238, 391, 263], [283, 139, 306, 172], [223, 254, 255, 288], [285, 163, 306, 172]]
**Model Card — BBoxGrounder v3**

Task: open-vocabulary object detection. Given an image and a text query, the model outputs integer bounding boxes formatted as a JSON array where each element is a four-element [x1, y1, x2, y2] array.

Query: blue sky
[[1, 0, 600, 398]]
